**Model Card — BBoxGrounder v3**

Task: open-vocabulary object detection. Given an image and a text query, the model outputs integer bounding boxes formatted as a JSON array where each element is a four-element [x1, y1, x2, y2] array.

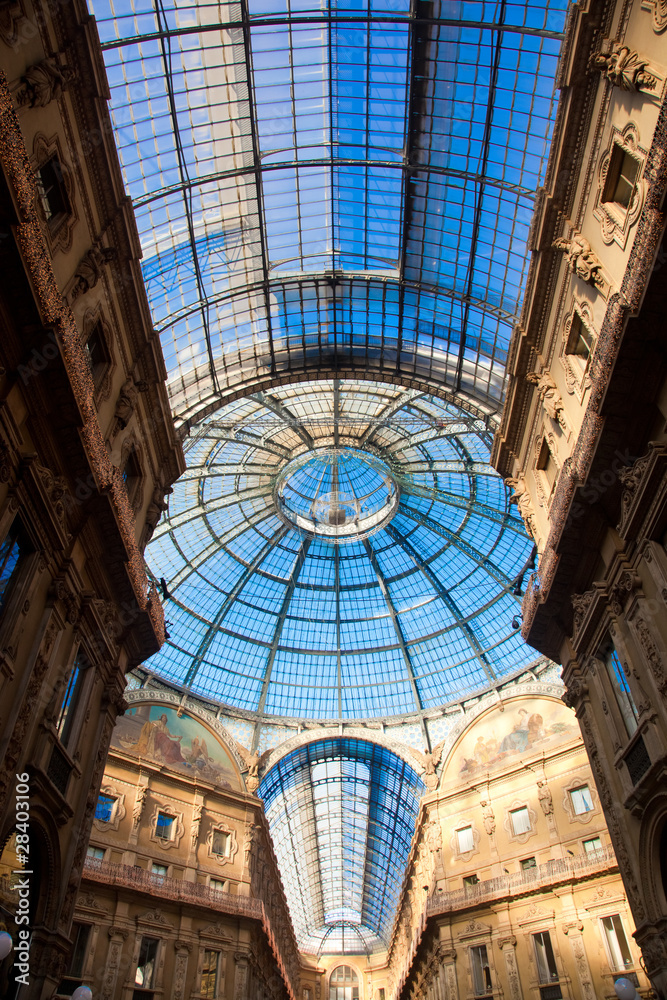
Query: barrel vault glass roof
[[259, 738, 425, 954], [89, 0, 568, 430]]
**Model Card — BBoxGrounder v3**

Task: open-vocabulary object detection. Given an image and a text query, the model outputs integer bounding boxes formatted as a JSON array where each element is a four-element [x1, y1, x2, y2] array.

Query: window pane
[[583, 837, 602, 854], [69, 924, 91, 977], [95, 793, 116, 823], [86, 846, 104, 860], [156, 813, 175, 839], [457, 826, 474, 853], [0, 522, 26, 609], [471, 945, 491, 995], [135, 937, 159, 987], [570, 786, 593, 815], [533, 932, 558, 982], [201, 949, 219, 999], [605, 648, 638, 737], [602, 915, 633, 970], [57, 657, 85, 747], [510, 807, 531, 835]]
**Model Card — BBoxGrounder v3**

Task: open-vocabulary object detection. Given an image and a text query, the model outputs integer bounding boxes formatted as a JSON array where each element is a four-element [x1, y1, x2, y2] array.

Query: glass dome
[[146, 379, 536, 719]]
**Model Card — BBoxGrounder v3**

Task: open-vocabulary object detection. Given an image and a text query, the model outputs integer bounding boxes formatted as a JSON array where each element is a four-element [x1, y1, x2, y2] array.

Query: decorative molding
[[503, 800, 538, 844], [560, 299, 595, 398], [641, 0, 667, 33], [593, 123, 647, 249], [92, 783, 126, 832], [205, 821, 238, 866], [148, 802, 185, 850], [561, 775, 599, 825]]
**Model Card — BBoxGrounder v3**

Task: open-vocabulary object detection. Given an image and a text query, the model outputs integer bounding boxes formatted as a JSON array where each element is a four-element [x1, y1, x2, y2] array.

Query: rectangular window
[[0, 521, 29, 613], [135, 937, 159, 988], [583, 837, 602, 854], [200, 949, 220, 999], [86, 846, 105, 861], [457, 826, 475, 853], [569, 785, 594, 815], [601, 914, 633, 971], [36, 156, 70, 227], [520, 856, 537, 870], [56, 656, 85, 748], [605, 647, 639, 737], [210, 878, 228, 893], [566, 313, 594, 365], [470, 944, 492, 997], [95, 793, 117, 824], [211, 831, 230, 856], [533, 931, 559, 983], [85, 322, 109, 388], [603, 147, 640, 210], [151, 863, 168, 877], [463, 874, 480, 888], [68, 923, 91, 977], [155, 812, 175, 841], [510, 807, 531, 836], [537, 439, 557, 493]]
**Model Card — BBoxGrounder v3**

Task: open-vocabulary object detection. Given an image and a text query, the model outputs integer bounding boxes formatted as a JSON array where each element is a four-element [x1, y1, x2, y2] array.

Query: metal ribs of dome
[[90, 0, 568, 428], [146, 381, 537, 720]]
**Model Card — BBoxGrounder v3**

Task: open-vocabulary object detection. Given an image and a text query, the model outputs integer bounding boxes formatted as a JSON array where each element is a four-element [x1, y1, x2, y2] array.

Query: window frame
[[200, 948, 221, 1000], [569, 785, 594, 816], [510, 806, 531, 837], [155, 811, 177, 842], [533, 930, 559, 984], [600, 913, 634, 972], [456, 825, 475, 854], [135, 936, 160, 990], [469, 944, 493, 997], [35, 154, 71, 234]]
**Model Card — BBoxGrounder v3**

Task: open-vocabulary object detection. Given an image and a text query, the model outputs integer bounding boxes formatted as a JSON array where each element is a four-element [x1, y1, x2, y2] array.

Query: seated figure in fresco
[[135, 714, 186, 764], [499, 709, 530, 753], [185, 736, 210, 767]]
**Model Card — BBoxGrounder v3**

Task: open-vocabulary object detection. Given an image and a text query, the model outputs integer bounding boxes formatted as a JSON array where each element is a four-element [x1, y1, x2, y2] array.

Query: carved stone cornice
[[617, 444, 667, 539]]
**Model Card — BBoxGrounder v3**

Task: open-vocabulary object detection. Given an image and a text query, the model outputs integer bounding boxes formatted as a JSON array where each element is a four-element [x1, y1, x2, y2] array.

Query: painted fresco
[[111, 704, 240, 788], [451, 699, 578, 778]]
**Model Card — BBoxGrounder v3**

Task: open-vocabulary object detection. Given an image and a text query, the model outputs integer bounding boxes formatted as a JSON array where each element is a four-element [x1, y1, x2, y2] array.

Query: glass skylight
[[259, 738, 425, 954], [146, 380, 536, 719], [88, 0, 568, 428]]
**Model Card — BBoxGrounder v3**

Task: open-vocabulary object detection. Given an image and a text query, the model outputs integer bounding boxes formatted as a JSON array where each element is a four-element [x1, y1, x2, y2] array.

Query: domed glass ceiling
[[146, 380, 536, 719]]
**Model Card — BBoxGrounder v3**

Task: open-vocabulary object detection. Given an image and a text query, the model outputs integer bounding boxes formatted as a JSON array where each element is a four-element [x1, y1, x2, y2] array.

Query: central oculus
[[275, 448, 400, 542]]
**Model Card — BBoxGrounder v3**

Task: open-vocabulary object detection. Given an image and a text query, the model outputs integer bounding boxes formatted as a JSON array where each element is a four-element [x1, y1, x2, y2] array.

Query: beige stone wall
[[376, 695, 649, 1000]]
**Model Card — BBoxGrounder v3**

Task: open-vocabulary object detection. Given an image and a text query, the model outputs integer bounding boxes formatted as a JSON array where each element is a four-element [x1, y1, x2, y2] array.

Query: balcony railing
[[82, 858, 299, 999], [426, 846, 617, 916]]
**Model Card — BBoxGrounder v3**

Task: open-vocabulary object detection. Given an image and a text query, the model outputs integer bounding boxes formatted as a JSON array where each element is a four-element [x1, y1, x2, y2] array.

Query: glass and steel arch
[[258, 738, 426, 954], [145, 380, 537, 719], [88, 0, 568, 430]]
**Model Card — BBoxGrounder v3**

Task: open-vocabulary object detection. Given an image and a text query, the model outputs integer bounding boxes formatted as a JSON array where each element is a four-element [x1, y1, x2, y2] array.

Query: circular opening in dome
[[275, 448, 399, 541]]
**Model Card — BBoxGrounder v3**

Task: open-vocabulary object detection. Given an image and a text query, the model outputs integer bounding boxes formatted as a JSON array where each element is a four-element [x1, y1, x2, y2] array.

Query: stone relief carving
[[590, 42, 660, 91], [406, 740, 445, 790], [505, 475, 537, 540], [526, 370, 567, 431], [480, 800, 496, 836], [553, 231, 607, 292], [16, 57, 75, 106], [133, 783, 148, 831]]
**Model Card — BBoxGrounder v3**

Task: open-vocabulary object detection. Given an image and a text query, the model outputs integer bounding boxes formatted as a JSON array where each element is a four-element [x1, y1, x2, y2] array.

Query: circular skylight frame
[[145, 379, 536, 721]]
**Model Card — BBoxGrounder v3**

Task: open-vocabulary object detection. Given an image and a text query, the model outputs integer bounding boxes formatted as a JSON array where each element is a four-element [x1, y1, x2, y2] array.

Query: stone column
[[498, 936, 523, 1000], [173, 940, 192, 1000], [234, 951, 250, 1000], [439, 949, 459, 1000], [562, 921, 595, 1000], [100, 926, 129, 1000]]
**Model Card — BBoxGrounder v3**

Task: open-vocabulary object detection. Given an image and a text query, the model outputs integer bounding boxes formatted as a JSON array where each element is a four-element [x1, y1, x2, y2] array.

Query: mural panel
[[111, 703, 240, 788], [449, 698, 578, 778]]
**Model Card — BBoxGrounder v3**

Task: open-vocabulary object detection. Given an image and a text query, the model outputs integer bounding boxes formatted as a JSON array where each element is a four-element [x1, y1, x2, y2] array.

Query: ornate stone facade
[[492, 0, 667, 993], [0, 0, 184, 994]]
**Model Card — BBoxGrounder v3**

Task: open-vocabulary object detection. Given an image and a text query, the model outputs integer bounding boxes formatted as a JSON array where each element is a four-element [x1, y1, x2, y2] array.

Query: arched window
[[329, 966, 359, 1000]]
